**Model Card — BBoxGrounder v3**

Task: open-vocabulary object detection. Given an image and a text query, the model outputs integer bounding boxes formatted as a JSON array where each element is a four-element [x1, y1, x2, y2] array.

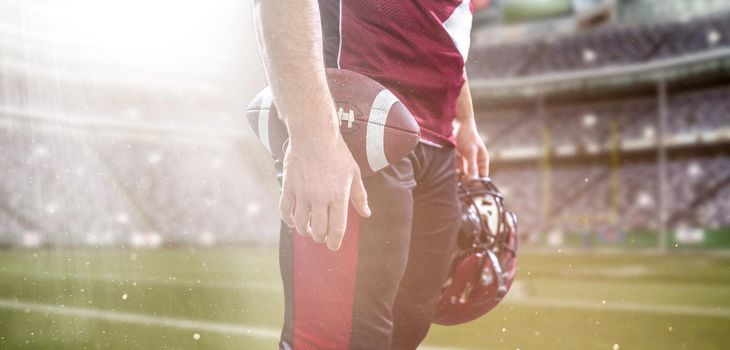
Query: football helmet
[[433, 176, 518, 325]]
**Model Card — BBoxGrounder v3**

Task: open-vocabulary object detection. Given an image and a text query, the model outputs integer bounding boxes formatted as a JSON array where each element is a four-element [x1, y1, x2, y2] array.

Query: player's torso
[[318, 0, 473, 145]]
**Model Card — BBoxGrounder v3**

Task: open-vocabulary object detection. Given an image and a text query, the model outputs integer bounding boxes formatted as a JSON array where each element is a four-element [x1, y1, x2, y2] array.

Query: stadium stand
[[1, 0, 729, 249], [469, 11, 730, 79]]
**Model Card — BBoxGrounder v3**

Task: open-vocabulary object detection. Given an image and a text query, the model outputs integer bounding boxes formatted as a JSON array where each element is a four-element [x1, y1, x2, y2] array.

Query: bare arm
[[454, 72, 490, 177], [253, 0, 335, 143], [253, 0, 370, 251]]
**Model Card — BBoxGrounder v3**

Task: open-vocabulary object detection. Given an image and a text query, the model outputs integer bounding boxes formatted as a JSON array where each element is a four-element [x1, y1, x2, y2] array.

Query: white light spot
[[247, 203, 261, 216], [668, 326, 673, 332], [45, 203, 57, 214], [32, 145, 49, 157], [613, 344, 620, 350], [687, 163, 703, 178], [582, 48, 596, 63], [193, 333, 201, 340], [636, 192, 654, 208], [122, 293, 128, 300], [643, 126, 655, 139], [582, 113, 597, 128], [707, 29, 721, 45], [147, 152, 162, 164], [199, 232, 216, 247], [502, 327, 507, 332], [116, 212, 129, 224]]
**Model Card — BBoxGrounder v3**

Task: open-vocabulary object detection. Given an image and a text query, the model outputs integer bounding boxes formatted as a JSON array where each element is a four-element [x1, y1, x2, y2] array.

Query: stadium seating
[[0, 126, 278, 247], [484, 84, 730, 236], [469, 11, 730, 79]]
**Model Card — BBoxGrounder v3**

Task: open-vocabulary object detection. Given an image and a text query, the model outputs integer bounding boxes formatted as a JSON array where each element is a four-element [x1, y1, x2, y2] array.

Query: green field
[[0, 247, 729, 350]]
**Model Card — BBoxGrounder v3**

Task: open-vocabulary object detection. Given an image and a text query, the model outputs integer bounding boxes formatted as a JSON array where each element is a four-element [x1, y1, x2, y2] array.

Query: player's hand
[[279, 130, 371, 251], [455, 121, 489, 178]]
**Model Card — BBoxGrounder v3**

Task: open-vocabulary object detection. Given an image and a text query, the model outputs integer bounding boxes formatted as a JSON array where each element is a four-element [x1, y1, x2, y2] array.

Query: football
[[245, 68, 420, 177]]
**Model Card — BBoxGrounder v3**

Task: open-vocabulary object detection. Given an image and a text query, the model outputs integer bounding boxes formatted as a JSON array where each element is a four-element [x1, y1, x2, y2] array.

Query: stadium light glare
[[32, 145, 49, 158], [707, 29, 721, 45], [636, 192, 654, 208], [45, 203, 57, 215], [147, 152, 163, 164], [582, 48, 597, 63], [247, 203, 261, 216], [643, 126, 655, 139], [2, 0, 238, 73], [687, 163, 703, 178], [130, 232, 162, 249], [582, 113, 597, 128], [199, 232, 216, 247], [116, 213, 130, 225], [21, 232, 42, 248]]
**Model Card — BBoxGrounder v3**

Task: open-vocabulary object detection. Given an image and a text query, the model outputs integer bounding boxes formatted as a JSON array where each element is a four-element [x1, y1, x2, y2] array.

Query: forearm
[[253, 0, 338, 146], [455, 72, 476, 128]]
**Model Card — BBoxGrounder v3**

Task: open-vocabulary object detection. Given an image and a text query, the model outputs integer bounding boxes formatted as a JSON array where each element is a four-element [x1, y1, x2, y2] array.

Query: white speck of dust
[[613, 344, 620, 350], [668, 326, 673, 332], [502, 327, 507, 332], [193, 333, 201, 340], [602, 300, 606, 304], [122, 293, 128, 301]]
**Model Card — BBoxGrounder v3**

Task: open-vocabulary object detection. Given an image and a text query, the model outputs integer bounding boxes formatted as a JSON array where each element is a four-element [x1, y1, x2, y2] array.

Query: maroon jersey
[[319, 0, 474, 146]]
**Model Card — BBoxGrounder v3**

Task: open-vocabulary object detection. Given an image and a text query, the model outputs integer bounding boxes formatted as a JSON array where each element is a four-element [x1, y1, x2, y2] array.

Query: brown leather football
[[245, 68, 420, 177]]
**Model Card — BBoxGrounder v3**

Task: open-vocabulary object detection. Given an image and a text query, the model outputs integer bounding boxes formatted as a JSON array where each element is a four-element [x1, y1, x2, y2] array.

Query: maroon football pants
[[277, 143, 460, 350]]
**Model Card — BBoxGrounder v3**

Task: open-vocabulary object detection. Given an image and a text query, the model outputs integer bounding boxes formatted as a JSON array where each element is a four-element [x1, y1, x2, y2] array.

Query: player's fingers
[[467, 146, 479, 178], [456, 154, 467, 175], [326, 202, 347, 251], [310, 205, 328, 243], [349, 171, 371, 218], [278, 189, 295, 228], [478, 146, 490, 177], [293, 200, 312, 237]]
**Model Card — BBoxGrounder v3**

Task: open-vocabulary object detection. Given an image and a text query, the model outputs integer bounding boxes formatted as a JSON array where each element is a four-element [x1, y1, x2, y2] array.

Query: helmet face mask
[[477, 194, 500, 238], [433, 177, 518, 326]]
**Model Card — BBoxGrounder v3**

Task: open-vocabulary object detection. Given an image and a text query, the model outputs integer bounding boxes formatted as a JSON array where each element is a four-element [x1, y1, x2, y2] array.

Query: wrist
[[284, 100, 340, 143], [455, 117, 477, 132], [287, 116, 340, 149]]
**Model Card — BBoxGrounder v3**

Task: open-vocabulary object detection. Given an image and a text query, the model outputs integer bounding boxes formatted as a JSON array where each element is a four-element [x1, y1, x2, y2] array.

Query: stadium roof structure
[[471, 47, 730, 105]]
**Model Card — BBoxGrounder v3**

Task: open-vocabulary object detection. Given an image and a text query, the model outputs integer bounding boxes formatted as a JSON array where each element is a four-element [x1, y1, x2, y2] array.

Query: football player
[[253, 1, 489, 349]]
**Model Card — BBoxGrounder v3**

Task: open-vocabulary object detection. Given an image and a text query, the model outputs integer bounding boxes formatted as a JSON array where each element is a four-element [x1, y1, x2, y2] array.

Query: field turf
[[0, 247, 729, 349]]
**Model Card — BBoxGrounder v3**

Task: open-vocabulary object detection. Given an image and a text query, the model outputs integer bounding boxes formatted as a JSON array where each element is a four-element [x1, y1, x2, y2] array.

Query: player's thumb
[[350, 173, 371, 218]]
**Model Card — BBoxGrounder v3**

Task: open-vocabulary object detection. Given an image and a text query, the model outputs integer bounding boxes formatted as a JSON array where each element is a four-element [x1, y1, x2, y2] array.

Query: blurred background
[[1, 0, 729, 349]]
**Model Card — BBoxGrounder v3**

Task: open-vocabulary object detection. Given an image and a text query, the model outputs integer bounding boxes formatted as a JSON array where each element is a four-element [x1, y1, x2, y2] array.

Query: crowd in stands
[[492, 155, 730, 237], [479, 84, 730, 150], [469, 11, 730, 79], [0, 126, 279, 247], [2, 5, 730, 248]]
